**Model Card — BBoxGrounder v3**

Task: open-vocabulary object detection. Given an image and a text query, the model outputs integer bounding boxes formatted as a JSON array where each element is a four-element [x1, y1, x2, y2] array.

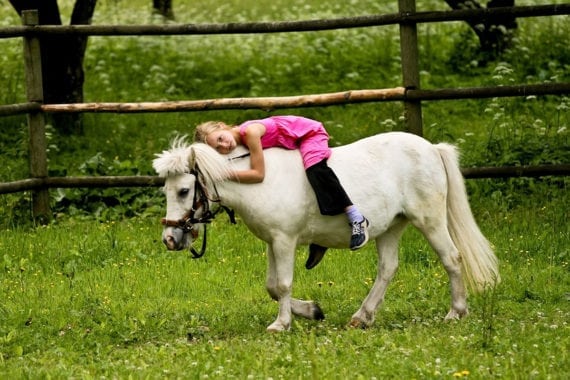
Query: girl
[[194, 115, 369, 253]]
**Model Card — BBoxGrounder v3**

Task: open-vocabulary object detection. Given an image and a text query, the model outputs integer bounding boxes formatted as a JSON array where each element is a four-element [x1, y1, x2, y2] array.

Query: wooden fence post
[[22, 9, 51, 223], [398, 0, 423, 136]]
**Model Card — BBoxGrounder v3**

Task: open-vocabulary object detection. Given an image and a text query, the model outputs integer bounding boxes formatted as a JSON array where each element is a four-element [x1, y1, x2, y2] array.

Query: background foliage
[[0, 0, 568, 378], [0, 0, 568, 224]]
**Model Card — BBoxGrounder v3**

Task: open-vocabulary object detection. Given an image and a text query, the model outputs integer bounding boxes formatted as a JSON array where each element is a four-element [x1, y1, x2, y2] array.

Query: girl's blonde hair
[[194, 121, 230, 143]]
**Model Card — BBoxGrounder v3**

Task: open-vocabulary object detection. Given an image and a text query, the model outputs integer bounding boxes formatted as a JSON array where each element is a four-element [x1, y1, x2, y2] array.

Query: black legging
[[305, 159, 353, 216]]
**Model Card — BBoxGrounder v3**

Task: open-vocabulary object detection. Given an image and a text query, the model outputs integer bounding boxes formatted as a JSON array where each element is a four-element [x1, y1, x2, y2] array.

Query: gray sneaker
[[350, 218, 369, 250]]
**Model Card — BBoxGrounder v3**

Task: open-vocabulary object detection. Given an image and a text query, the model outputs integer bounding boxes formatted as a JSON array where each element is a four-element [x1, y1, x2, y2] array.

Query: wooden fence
[[0, 0, 569, 221]]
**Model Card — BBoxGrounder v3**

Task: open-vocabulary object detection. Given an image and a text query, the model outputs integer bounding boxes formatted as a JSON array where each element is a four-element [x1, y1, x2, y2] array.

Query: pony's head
[[152, 137, 234, 251]]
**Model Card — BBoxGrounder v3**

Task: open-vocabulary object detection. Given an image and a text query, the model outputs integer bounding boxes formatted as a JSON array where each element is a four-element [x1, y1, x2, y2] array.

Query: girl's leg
[[305, 159, 369, 250]]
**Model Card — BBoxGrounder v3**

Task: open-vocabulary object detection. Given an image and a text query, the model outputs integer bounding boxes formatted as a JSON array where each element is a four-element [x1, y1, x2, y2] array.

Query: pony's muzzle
[[162, 227, 187, 251]]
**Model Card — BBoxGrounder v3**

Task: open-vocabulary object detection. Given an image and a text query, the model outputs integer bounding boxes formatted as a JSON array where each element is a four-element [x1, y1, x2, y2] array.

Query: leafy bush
[[51, 152, 163, 221]]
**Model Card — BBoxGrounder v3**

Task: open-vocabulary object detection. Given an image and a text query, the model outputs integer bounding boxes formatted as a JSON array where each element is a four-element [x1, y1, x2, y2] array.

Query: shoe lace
[[351, 220, 363, 235]]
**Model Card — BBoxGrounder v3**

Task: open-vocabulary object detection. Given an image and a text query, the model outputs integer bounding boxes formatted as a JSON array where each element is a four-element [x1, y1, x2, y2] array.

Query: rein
[[161, 169, 236, 258]]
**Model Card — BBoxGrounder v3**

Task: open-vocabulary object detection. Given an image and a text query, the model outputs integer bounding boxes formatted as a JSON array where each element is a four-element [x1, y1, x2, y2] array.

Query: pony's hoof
[[312, 303, 325, 320], [348, 318, 369, 329], [444, 308, 468, 321], [266, 321, 290, 333]]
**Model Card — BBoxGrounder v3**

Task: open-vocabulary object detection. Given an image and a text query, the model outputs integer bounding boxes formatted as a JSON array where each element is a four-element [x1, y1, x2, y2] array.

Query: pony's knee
[[266, 285, 279, 301], [265, 281, 291, 301], [441, 251, 462, 275], [265, 280, 278, 300]]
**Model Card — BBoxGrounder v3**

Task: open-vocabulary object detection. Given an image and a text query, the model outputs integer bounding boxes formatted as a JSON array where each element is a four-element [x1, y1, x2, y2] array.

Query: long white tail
[[436, 143, 500, 293]]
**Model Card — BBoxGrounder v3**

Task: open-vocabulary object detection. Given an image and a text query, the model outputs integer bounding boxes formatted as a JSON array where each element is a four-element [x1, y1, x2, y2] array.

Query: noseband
[[161, 169, 235, 258]]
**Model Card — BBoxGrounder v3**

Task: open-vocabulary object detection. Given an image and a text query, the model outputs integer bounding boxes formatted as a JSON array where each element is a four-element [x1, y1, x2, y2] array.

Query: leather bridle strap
[[160, 170, 236, 258]]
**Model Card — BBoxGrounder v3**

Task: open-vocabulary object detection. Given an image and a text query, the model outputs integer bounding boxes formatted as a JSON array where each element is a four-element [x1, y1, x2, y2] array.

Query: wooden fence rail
[[2, 83, 568, 117], [0, 1, 568, 221], [2, 164, 570, 196], [0, 4, 568, 38]]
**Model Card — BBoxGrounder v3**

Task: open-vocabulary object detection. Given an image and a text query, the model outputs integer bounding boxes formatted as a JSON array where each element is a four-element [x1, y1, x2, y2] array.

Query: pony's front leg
[[265, 239, 296, 332]]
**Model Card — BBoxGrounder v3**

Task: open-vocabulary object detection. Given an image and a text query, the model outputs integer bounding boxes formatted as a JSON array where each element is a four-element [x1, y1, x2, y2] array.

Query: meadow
[[0, 0, 568, 378], [0, 196, 568, 378]]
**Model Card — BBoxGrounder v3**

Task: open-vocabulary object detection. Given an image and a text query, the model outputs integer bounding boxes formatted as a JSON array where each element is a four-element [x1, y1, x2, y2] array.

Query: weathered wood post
[[22, 9, 51, 223], [398, 0, 423, 136]]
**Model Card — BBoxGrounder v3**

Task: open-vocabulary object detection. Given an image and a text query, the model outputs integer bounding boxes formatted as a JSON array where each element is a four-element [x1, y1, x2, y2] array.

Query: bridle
[[161, 168, 235, 258]]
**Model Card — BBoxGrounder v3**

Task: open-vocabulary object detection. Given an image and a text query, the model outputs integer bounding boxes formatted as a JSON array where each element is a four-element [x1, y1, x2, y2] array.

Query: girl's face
[[206, 128, 237, 154]]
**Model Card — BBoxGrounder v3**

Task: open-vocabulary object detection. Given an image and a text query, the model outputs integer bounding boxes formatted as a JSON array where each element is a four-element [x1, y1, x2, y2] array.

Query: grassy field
[[0, 0, 569, 378], [0, 195, 568, 378]]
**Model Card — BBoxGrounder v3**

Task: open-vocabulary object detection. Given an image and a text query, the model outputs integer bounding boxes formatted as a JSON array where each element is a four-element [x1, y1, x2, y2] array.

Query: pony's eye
[[179, 188, 190, 197]]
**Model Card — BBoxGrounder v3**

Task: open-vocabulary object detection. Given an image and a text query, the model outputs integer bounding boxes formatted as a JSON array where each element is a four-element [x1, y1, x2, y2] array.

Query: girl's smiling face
[[206, 129, 237, 154]]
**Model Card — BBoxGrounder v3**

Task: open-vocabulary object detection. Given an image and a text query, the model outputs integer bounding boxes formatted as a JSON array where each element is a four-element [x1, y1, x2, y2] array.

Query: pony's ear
[[188, 147, 196, 170]]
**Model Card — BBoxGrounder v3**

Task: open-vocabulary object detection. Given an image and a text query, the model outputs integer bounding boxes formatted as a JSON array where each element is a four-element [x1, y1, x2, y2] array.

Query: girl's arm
[[231, 123, 266, 183]]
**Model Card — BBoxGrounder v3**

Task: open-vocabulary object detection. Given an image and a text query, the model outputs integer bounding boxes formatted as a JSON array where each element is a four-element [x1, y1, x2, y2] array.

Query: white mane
[[152, 137, 192, 177], [191, 142, 236, 182], [152, 136, 235, 183]]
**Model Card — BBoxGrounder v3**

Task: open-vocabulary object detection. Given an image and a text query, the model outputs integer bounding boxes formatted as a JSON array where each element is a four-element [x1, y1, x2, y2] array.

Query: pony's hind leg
[[350, 221, 408, 328], [420, 223, 468, 320]]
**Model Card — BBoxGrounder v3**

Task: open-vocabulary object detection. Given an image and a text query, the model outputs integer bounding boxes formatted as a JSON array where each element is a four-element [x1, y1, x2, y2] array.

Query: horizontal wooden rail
[[2, 82, 566, 118], [406, 83, 570, 101], [0, 176, 164, 194], [34, 83, 569, 114], [462, 164, 570, 179], [0, 5, 568, 38], [40, 88, 405, 113], [1, 165, 568, 195], [0, 102, 41, 116]]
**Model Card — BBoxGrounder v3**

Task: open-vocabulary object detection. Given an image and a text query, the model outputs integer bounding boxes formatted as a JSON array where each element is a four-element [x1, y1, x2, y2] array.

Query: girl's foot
[[350, 218, 369, 250]]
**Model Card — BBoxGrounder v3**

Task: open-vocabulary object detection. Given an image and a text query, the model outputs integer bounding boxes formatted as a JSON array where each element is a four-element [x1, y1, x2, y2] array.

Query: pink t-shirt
[[239, 116, 332, 169]]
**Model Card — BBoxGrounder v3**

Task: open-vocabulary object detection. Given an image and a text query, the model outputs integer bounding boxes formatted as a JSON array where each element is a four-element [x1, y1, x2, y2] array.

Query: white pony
[[153, 132, 499, 332]]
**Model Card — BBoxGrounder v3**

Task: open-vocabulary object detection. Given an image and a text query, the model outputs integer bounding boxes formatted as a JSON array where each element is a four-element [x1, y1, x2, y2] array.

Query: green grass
[[0, 195, 568, 378], [0, 0, 569, 377]]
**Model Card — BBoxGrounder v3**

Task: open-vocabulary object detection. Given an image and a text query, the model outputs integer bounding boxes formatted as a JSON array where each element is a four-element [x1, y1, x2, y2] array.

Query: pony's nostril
[[164, 235, 177, 250]]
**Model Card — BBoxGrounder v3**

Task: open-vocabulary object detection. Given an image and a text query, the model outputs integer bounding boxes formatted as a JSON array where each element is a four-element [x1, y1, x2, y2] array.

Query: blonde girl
[[194, 115, 369, 251]]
